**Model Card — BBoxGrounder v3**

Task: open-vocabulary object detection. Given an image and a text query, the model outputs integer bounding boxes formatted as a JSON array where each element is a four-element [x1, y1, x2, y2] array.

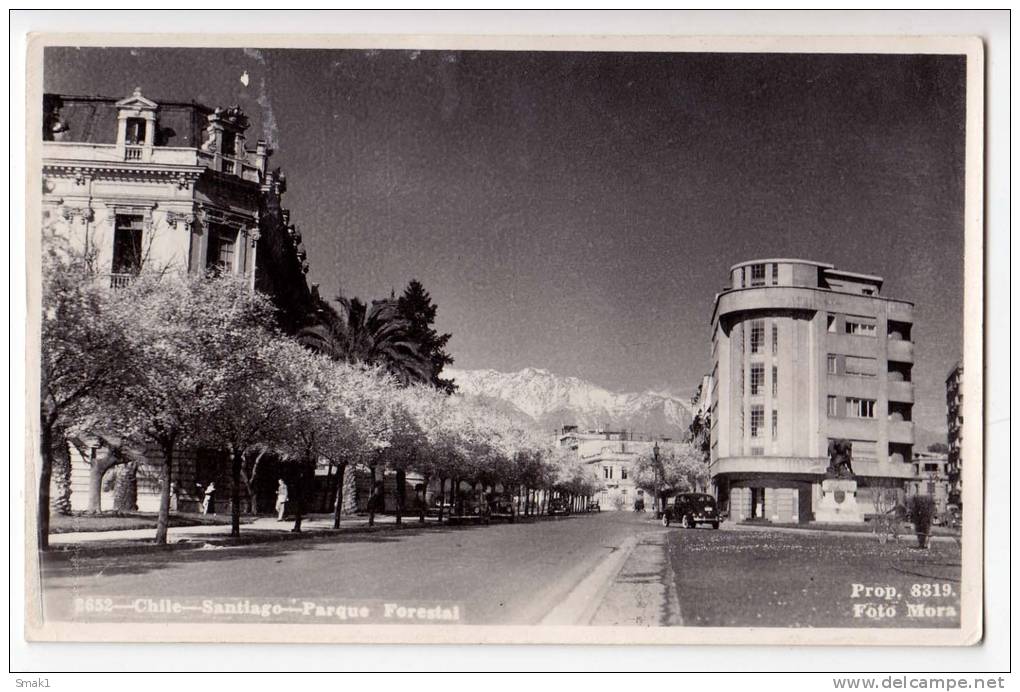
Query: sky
[[44, 47, 967, 432]]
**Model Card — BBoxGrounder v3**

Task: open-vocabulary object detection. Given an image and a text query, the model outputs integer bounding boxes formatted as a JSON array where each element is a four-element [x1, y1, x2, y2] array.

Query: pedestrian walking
[[276, 479, 289, 521], [202, 482, 216, 515]]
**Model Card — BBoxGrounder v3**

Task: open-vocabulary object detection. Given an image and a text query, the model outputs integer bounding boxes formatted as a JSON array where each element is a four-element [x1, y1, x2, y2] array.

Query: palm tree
[[297, 296, 431, 386]]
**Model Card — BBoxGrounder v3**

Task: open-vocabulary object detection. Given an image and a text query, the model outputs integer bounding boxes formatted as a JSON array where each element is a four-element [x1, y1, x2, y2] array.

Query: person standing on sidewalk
[[276, 479, 289, 521], [202, 482, 216, 515]]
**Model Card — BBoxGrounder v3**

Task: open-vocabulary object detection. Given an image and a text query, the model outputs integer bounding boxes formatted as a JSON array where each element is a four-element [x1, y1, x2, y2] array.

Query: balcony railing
[[109, 272, 135, 289], [124, 146, 143, 161]]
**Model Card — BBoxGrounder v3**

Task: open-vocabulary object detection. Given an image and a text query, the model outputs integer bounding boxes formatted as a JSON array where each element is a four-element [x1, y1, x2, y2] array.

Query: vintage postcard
[[24, 32, 984, 646]]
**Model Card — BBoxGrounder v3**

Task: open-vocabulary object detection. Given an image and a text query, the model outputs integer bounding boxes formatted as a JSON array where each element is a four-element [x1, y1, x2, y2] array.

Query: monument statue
[[826, 438, 855, 479], [816, 438, 864, 523]]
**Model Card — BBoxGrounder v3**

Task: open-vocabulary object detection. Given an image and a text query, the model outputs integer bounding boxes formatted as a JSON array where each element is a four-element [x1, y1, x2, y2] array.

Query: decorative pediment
[[115, 87, 158, 111]]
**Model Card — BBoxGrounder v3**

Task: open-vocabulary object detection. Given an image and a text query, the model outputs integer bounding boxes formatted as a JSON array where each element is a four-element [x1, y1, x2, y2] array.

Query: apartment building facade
[[945, 362, 963, 506], [709, 259, 916, 523]]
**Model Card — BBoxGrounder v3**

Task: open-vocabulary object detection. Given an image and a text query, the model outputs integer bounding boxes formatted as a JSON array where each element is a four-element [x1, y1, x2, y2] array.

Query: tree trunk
[[241, 449, 265, 516], [154, 442, 174, 545], [51, 432, 73, 516], [38, 419, 55, 551], [419, 475, 429, 523], [395, 469, 406, 526], [322, 461, 334, 513], [87, 456, 105, 514], [230, 447, 243, 538], [292, 460, 308, 533], [332, 463, 347, 529], [112, 462, 138, 512], [524, 486, 531, 516], [368, 465, 377, 527], [437, 477, 446, 523]]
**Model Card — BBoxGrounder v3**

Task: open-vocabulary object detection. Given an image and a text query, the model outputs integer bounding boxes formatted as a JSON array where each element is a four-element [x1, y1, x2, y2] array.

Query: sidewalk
[[48, 513, 426, 548]]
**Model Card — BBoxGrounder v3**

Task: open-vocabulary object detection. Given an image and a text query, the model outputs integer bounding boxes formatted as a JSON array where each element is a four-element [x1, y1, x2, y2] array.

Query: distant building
[[709, 259, 916, 523], [42, 88, 317, 512], [945, 362, 963, 506], [558, 426, 669, 510], [908, 451, 952, 516]]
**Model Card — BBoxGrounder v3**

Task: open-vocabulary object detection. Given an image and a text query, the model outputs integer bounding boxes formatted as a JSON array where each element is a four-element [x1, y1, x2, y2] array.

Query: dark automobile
[[661, 492, 721, 529], [587, 500, 601, 513], [446, 498, 491, 525], [548, 498, 570, 516], [488, 497, 518, 522]]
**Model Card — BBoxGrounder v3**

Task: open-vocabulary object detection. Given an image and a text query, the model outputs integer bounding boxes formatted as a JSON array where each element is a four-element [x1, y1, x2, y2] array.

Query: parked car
[[661, 492, 721, 529], [446, 498, 491, 525], [426, 499, 455, 518], [548, 498, 570, 516], [488, 497, 518, 522], [587, 500, 601, 513]]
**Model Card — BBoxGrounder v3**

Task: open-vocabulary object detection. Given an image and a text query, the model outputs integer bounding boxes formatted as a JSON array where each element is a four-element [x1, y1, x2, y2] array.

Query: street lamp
[[652, 440, 660, 515]]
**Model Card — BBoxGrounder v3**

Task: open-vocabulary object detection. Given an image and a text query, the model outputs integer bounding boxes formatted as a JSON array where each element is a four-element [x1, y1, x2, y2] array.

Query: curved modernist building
[[709, 259, 916, 523]]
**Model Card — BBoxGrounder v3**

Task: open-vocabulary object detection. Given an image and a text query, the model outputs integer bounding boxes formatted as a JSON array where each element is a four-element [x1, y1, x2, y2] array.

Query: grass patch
[[668, 528, 961, 628], [50, 511, 253, 534]]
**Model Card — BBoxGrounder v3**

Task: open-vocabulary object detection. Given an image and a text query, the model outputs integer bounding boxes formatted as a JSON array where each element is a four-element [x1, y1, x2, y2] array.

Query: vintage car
[[488, 497, 518, 522], [445, 498, 491, 525], [547, 498, 570, 516], [586, 500, 601, 513], [661, 492, 721, 529]]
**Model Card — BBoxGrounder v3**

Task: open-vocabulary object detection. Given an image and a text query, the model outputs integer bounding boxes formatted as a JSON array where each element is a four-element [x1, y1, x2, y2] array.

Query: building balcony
[[887, 339, 914, 363], [887, 380, 915, 403], [710, 456, 916, 480], [42, 141, 261, 182], [888, 421, 914, 445]]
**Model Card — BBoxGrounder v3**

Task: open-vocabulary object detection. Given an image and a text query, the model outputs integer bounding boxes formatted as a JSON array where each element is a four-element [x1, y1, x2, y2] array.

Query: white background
[[7, 8, 1013, 682]]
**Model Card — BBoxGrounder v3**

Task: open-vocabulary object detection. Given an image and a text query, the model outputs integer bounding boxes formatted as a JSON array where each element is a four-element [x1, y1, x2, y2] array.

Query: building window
[[771, 323, 778, 354], [771, 410, 778, 439], [750, 264, 766, 287], [206, 228, 237, 274], [772, 366, 778, 397], [749, 363, 764, 396], [112, 214, 144, 276], [827, 395, 839, 417], [845, 318, 877, 337], [750, 320, 765, 353], [847, 398, 876, 419], [827, 354, 839, 375], [621, 468, 628, 480], [740, 267, 746, 288], [844, 356, 877, 378], [125, 117, 146, 145], [603, 466, 613, 480], [771, 263, 779, 285], [221, 131, 237, 156], [827, 314, 837, 333], [750, 405, 764, 438]]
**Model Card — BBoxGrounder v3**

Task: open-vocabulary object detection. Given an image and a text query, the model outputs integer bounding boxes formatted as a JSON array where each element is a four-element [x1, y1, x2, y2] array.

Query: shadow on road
[[41, 516, 597, 581]]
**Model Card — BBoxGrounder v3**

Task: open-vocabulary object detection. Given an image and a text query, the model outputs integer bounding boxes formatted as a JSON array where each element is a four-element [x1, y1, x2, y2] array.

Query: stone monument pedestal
[[814, 478, 865, 523]]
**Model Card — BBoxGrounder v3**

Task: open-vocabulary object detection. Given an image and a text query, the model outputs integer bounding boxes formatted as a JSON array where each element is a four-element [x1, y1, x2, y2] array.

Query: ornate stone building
[[42, 88, 317, 512]]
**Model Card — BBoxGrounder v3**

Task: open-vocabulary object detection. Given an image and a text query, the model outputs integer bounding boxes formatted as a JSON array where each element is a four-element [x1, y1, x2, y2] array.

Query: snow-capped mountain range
[[447, 367, 695, 438]]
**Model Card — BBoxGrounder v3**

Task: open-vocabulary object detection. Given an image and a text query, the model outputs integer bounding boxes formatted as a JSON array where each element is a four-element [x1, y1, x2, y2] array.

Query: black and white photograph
[[22, 28, 987, 650]]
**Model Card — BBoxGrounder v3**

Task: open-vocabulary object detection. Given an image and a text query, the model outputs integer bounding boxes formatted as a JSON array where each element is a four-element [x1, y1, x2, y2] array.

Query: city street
[[41, 511, 669, 626]]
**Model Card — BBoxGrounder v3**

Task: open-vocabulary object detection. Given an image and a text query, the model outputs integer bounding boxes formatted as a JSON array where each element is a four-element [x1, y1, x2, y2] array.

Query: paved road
[[41, 511, 662, 625]]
